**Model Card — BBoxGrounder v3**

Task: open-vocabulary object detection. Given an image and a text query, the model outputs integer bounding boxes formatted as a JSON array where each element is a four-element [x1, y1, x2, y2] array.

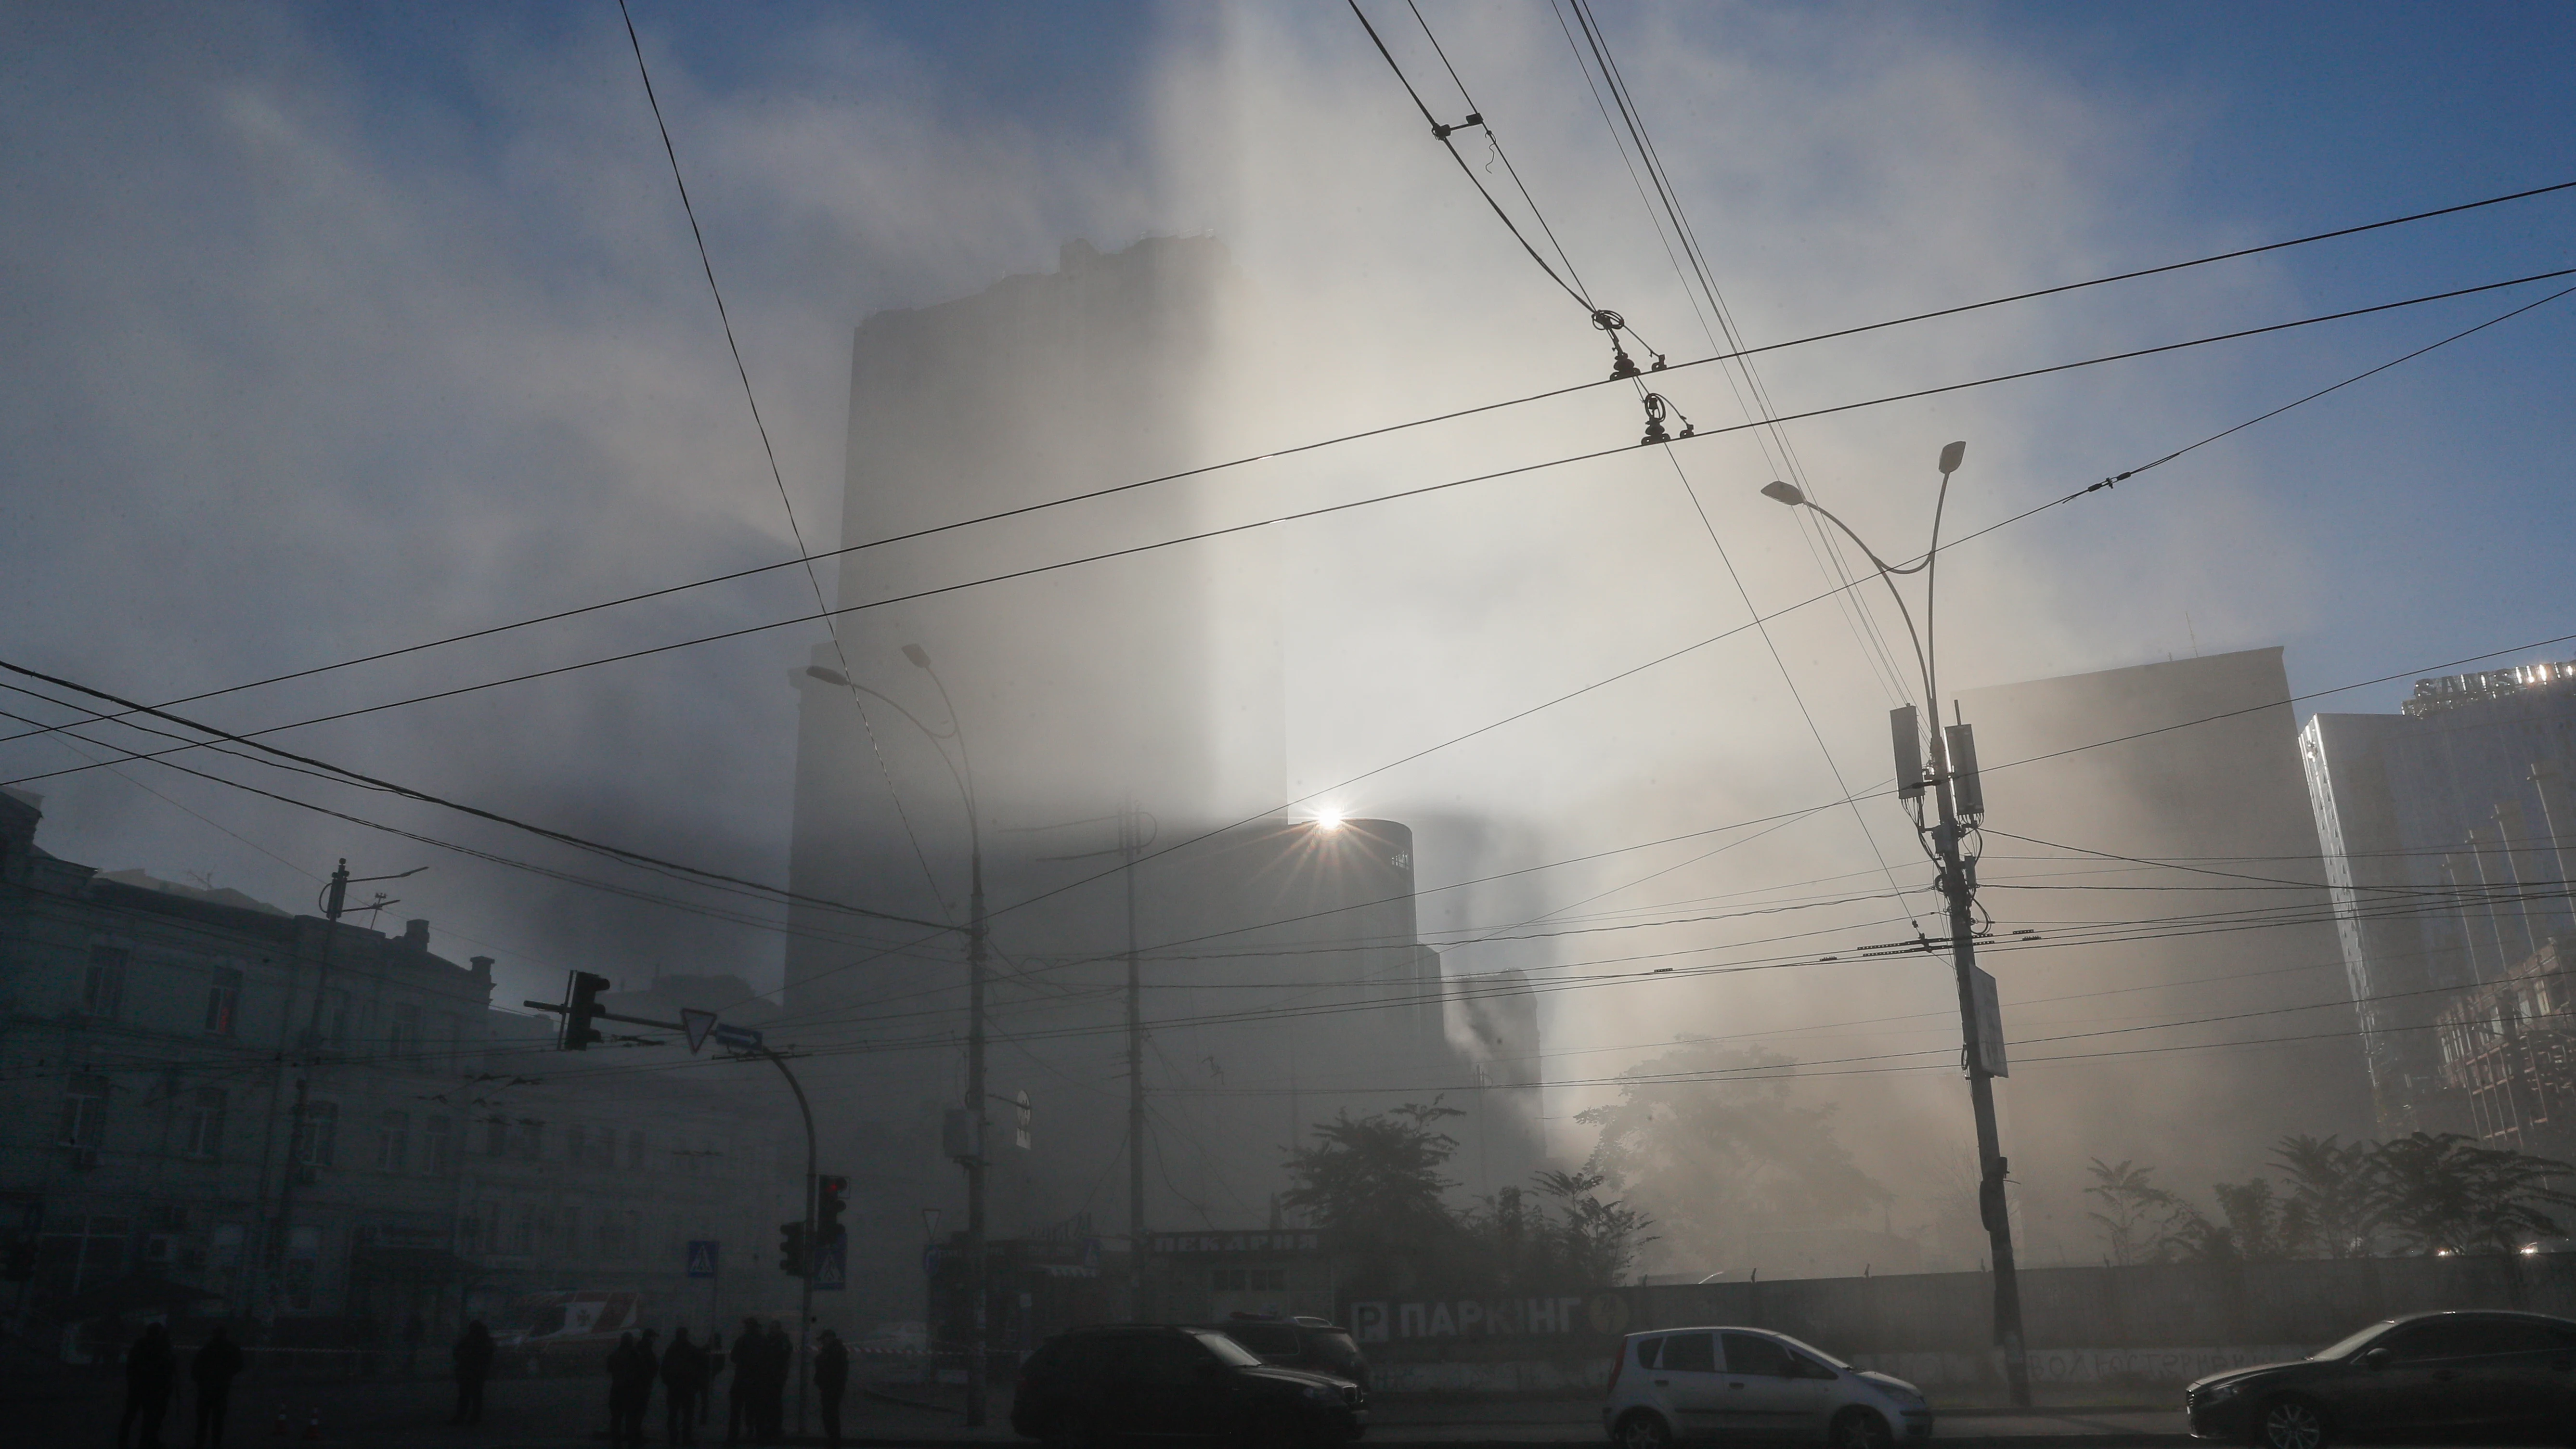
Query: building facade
[[2300, 659, 2576, 1136], [0, 789, 807, 1351], [1954, 648, 2374, 1228]]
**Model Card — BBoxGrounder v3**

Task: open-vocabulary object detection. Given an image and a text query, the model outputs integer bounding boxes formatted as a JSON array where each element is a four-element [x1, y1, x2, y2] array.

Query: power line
[[613, 0, 952, 917], [15, 264, 2567, 808], [0, 660, 953, 935], [8, 181, 2565, 764], [12, 290, 2567, 1040]]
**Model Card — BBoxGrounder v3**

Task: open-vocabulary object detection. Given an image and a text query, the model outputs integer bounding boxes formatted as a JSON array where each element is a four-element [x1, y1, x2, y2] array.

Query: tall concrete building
[[2299, 658, 2576, 1137], [780, 240, 1541, 1324], [1955, 648, 2373, 1246]]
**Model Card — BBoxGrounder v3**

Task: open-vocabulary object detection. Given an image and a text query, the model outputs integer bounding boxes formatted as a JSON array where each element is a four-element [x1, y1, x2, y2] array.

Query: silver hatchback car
[[1601, 1325, 1932, 1448]]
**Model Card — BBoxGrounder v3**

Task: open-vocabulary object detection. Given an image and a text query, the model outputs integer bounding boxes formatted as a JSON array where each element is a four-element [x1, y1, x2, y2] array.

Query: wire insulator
[[1639, 392, 1693, 445]]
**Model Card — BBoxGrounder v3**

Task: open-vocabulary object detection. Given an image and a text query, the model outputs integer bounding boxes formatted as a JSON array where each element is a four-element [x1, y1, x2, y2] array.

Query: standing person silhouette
[[812, 1329, 849, 1449], [759, 1320, 790, 1444], [117, 1322, 177, 1449], [724, 1317, 761, 1446], [660, 1328, 702, 1446], [189, 1325, 244, 1449], [450, 1321, 494, 1425]]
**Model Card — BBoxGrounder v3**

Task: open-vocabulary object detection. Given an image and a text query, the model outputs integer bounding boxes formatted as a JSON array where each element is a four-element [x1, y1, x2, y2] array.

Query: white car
[[1601, 1325, 1932, 1448]]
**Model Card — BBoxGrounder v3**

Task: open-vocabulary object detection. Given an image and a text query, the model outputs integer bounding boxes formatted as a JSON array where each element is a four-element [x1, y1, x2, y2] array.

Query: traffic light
[[778, 1220, 809, 1278], [816, 1176, 848, 1247], [562, 971, 611, 1050]]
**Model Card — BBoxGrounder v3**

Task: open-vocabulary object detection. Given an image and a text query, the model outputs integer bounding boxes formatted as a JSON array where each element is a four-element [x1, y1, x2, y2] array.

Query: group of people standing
[[117, 1323, 245, 1449], [605, 1318, 849, 1449]]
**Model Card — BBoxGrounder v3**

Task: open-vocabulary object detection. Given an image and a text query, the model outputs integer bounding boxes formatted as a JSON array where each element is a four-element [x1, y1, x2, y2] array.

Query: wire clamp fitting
[[1430, 112, 1483, 141], [1638, 393, 1694, 446], [1593, 309, 1642, 380]]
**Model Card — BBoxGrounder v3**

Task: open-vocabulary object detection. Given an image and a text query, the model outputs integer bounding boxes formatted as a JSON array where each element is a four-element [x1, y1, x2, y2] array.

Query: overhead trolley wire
[[7, 285, 2568, 1027], [8, 280, 2569, 1055], [14, 263, 2567, 805], [0, 660, 953, 935], [1551, 0, 1913, 707], [765, 619, 2576, 1034], [613, 0, 954, 918], [1350, 0, 1922, 944], [6, 181, 2562, 765]]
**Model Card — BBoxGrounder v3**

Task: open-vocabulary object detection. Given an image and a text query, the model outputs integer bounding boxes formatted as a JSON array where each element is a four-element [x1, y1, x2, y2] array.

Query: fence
[[1349, 1252, 2576, 1392]]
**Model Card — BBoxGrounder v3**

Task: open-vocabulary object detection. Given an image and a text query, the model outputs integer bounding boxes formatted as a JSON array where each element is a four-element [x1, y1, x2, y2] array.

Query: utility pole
[[1122, 797, 1147, 1318], [261, 859, 349, 1321], [963, 839, 991, 1426], [1764, 441, 2028, 1406], [1914, 709, 2030, 1405]]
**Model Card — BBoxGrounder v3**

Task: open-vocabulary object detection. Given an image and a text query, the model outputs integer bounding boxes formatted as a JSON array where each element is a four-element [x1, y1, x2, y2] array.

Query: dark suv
[[1012, 1324, 1367, 1447], [1203, 1317, 1372, 1394]]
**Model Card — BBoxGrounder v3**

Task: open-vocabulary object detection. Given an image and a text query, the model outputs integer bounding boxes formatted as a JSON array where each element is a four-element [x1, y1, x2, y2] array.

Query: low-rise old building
[[0, 788, 807, 1351]]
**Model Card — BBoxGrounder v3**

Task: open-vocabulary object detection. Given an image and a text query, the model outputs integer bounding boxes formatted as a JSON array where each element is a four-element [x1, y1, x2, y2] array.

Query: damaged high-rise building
[[778, 238, 1544, 1326]]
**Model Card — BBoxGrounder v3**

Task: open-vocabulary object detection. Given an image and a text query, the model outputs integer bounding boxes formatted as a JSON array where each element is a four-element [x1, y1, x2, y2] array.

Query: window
[[1210, 1267, 1287, 1292], [375, 1111, 410, 1173], [1659, 1333, 1716, 1373], [590, 1129, 617, 1169], [566, 1125, 588, 1165], [180, 1087, 227, 1159], [515, 1119, 545, 1161], [511, 1206, 536, 1256], [324, 990, 350, 1049], [422, 1115, 454, 1176], [2381, 1320, 2475, 1361], [58, 1073, 110, 1149], [389, 1003, 420, 1061], [2454, 1318, 2562, 1356], [1721, 1333, 1799, 1377], [83, 947, 127, 1019], [1634, 1337, 1663, 1370], [293, 1101, 338, 1168], [1132, 1335, 1217, 1387], [626, 1130, 645, 1170], [204, 967, 242, 1036], [485, 1116, 509, 1158]]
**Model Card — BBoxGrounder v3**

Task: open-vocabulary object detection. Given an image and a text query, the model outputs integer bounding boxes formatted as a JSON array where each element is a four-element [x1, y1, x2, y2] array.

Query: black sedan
[[1012, 1324, 1366, 1447], [2187, 1310, 2576, 1448]]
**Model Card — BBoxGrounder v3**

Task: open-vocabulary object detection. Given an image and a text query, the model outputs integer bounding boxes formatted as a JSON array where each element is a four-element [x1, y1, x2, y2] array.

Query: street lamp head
[[1311, 808, 1347, 832], [1760, 480, 1806, 507], [1937, 440, 1966, 476], [901, 644, 932, 670], [804, 665, 852, 688]]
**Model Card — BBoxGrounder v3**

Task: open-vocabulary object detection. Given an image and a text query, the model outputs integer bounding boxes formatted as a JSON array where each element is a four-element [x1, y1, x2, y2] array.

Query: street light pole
[[1760, 445, 2031, 1405], [1122, 797, 1147, 1317], [902, 645, 991, 1426]]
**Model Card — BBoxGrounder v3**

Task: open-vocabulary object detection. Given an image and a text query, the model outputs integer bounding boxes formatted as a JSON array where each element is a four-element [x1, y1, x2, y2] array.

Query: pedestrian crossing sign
[[811, 1230, 846, 1292], [687, 1239, 719, 1278]]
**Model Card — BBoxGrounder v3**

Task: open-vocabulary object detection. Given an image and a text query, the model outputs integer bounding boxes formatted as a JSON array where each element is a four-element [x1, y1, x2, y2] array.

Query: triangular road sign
[[681, 1008, 718, 1056]]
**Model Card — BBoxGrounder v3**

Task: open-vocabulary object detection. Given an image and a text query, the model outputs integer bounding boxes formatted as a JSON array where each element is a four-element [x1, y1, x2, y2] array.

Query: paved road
[[0, 1372, 2538, 1449]]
